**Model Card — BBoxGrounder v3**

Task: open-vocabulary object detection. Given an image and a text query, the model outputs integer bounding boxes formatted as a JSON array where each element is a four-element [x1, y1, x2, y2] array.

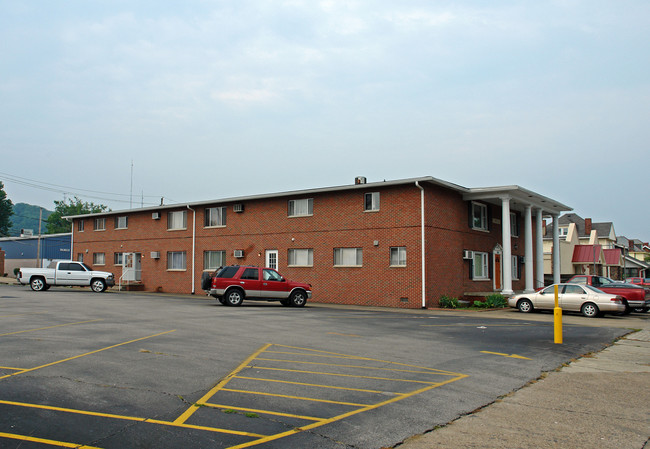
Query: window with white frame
[[168, 211, 187, 230], [77, 253, 84, 263], [288, 198, 313, 217], [94, 218, 106, 231], [364, 192, 380, 211], [167, 251, 187, 270], [115, 216, 128, 229], [558, 227, 568, 237], [78, 220, 84, 232], [510, 212, 519, 237], [93, 252, 105, 265], [472, 251, 489, 279], [334, 248, 363, 267], [114, 252, 124, 266], [204, 250, 226, 270], [204, 207, 226, 227], [471, 202, 488, 231], [512, 255, 519, 280], [288, 249, 313, 267], [390, 247, 407, 266]]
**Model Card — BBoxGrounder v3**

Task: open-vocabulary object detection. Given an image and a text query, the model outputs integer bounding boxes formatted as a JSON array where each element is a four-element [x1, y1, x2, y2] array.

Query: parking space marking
[[0, 319, 103, 337], [175, 343, 468, 449], [0, 431, 102, 448], [0, 329, 176, 381], [481, 351, 532, 360]]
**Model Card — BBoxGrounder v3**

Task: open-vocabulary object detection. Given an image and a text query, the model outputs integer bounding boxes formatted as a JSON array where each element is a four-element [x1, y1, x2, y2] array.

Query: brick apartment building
[[66, 176, 571, 308]]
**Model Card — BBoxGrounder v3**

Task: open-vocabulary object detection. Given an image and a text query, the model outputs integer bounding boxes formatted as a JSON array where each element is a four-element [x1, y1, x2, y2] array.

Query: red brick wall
[[72, 183, 535, 307]]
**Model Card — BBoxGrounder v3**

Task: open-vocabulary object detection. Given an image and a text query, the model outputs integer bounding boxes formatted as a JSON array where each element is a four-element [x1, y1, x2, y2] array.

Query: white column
[[552, 213, 561, 284], [501, 196, 514, 295], [524, 205, 534, 293], [535, 208, 544, 288]]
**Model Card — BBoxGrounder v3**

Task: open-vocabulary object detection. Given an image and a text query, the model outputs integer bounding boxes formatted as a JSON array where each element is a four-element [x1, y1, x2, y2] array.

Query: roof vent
[[355, 176, 367, 185]]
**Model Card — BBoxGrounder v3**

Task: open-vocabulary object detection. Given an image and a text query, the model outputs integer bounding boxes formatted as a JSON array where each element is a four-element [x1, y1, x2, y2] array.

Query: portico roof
[[462, 185, 571, 216]]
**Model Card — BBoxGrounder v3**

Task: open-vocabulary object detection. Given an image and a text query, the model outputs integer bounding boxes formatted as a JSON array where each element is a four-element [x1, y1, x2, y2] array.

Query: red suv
[[209, 265, 312, 307]]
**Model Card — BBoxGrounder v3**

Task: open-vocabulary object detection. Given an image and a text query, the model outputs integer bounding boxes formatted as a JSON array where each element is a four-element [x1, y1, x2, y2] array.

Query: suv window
[[571, 276, 587, 284], [263, 269, 283, 281], [241, 268, 259, 280], [216, 266, 239, 278]]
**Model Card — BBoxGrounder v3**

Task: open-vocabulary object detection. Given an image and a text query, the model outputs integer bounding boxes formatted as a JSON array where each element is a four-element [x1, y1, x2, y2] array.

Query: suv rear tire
[[225, 288, 244, 306]]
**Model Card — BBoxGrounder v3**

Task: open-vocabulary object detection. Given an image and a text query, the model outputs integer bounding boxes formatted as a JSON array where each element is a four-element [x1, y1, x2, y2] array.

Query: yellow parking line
[[0, 330, 176, 381], [0, 431, 102, 448], [174, 343, 273, 425], [0, 399, 266, 438], [0, 319, 103, 337], [0, 366, 26, 371], [203, 403, 324, 422], [220, 388, 371, 407], [254, 357, 452, 376], [481, 351, 532, 360], [235, 375, 397, 395], [246, 366, 443, 385]]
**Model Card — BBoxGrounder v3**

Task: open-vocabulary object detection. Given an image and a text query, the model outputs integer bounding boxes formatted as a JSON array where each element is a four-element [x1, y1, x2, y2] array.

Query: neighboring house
[[617, 236, 650, 278], [65, 176, 571, 308], [0, 233, 72, 275], [543, 214, 625, 280]]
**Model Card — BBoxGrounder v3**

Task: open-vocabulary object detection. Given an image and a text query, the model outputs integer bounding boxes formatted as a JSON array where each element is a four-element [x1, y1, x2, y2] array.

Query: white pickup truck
[[17, 261, 115, 293]]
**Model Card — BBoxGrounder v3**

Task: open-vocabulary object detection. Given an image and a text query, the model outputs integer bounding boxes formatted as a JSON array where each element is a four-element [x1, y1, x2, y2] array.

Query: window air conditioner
[[150, 251, 161, 259], [462, 250, 473, 260], [233, 203, 244, 213], [233, 250, 244, 258], [152, 212, 161, 220]]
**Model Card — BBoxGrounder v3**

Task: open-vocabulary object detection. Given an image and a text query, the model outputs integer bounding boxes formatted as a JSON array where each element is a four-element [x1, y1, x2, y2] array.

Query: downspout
[[415, 182, 426, 308], [187, 205, 196, 294], [65, 217, 74, 261]]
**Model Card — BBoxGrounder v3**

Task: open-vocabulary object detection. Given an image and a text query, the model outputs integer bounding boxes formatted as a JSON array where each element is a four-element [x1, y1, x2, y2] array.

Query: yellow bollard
[[554, 284, 563, 344]]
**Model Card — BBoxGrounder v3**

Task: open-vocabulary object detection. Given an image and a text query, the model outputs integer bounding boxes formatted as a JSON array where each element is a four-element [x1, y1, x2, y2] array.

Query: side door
[[536, 285, 558, 310], [67, 262, 93, 285], [261, 268, 291, 299], [560, 284, 587, 312], [239, 267, 262, 298]]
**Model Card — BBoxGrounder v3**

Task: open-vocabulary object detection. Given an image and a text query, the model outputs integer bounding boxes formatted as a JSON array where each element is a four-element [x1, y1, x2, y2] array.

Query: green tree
[[0, 181, 14, 236], [46, 196, 109, 234]]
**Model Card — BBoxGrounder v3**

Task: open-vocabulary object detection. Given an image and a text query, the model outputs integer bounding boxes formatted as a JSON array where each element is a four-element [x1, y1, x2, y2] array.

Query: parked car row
[[509, 279, 650, 318]]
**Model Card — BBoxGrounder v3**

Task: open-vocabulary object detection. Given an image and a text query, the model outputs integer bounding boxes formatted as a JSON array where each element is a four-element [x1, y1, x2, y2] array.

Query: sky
[[1, 1, 648, 239]]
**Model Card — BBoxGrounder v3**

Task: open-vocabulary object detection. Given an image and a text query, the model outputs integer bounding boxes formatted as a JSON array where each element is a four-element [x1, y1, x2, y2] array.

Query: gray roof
[[545, 213, 614, 238]]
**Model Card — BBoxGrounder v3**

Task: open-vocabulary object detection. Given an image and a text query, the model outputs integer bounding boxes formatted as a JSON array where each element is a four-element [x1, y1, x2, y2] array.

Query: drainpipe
[[187, 205, 196, 294], [415, 182, 426, 308]]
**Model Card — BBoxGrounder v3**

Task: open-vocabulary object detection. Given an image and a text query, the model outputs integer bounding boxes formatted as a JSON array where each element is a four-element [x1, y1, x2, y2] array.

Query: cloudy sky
[[1, 1, 648, 238]]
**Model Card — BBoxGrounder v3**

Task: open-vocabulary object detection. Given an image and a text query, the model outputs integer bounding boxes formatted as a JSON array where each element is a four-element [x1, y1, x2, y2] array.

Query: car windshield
[[584, 285, 605, 294]]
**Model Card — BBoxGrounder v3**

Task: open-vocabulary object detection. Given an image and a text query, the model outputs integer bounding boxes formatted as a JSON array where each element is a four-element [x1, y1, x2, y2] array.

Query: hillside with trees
[[8, 203, 52, 237]]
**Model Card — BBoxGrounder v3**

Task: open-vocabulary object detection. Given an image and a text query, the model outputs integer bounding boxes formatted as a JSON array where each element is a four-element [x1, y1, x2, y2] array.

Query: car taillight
[[611, 296, 622, 303], [211, 278, 217, 288]]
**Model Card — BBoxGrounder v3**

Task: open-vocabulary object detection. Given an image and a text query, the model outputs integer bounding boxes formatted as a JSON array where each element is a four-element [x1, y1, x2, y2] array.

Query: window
[[510, 212, 519, 237], [288, 249, 313, 267], [512, 255, 519, 280], [78, 220, 84, 232], [390, 247, 407, 266], [559, 227, 568, 237], [241, 268, 259, 280], [115, 216, 128, 229], [334, 248, 363, 267], [570, 276, 587, 285], [471, 202, 488, 231], [114, 252, 124, 266], [364, 192, 380, 211], [93, 252, 105, 265], [288, 198, 313, 217], [167, 251, 187, 270], [205, 207, 226, 227], [77, 253, 84, 262], [168, 211, 187, 230], [564, 284, 585, 294], [204, 250, 226, 270], [94, 218, 106, 231], [263, 269, 283, 281], [472, 252, 489, 279]]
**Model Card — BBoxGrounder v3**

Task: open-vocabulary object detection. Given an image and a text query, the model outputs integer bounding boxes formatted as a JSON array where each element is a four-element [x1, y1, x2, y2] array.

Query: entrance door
[[265, 250, 278, 270], [494, 253, 502, 291]]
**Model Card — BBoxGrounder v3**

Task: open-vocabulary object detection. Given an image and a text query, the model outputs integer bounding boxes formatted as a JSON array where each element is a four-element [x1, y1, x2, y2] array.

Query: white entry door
[[265, 250, 278, 270]]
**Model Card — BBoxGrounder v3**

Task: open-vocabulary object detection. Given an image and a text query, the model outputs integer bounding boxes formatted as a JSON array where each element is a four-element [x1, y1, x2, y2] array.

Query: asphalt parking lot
[[0, 284, 636, 449]]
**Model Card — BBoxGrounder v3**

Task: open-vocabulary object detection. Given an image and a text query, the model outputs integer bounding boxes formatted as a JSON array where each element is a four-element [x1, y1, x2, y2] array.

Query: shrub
[[439, 295, 459, 309], [485, 294, 507, 308]]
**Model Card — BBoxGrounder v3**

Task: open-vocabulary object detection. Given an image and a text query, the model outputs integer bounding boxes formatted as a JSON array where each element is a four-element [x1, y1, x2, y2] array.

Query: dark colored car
[[207, 265, 312, 307]]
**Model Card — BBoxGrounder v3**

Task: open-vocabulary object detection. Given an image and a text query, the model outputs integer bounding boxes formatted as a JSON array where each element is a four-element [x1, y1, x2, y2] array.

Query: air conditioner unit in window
[[233, 249, 244, 258], [462, 250, 473, 260], [233, 203, 244, 213], [152, 212, 161, 220], [150, 251, 161, 259]]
